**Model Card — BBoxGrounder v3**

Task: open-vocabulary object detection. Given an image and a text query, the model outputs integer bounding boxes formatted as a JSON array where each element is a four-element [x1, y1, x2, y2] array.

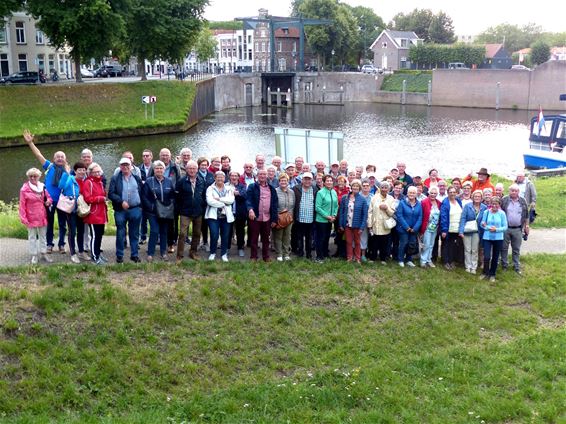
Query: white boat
[[523, 113, 566, 169]]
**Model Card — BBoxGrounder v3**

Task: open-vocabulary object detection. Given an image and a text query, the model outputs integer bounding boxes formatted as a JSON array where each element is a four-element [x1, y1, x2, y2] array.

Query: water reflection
[[0, 103, 531, 201]]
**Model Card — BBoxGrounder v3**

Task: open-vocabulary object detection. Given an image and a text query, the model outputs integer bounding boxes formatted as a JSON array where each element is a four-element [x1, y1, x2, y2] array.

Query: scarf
[[28, 181, 44, 194], [52, 164, 65, 186], [198, 170, 207, 178]]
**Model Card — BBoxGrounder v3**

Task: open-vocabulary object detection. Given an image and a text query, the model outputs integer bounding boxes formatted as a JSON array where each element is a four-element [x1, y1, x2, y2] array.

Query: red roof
[[274, 27, 300, 38], [485, 44, 503, 58]]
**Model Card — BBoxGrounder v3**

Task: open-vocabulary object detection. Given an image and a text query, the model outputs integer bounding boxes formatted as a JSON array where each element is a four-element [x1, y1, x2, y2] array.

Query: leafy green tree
[[0, 0, 23, 17], [390, 8, 433, 42], [124, 0, 207, 80], [428, 11, 455, 44], [26, 0, 126, 82], [476, 23, 543, 53], [349, 5, 385, 64], [194, 27, 217, 71], [530, 41, 550, 65], [208, 21, 243, 31], [409, 43, 484, 69]]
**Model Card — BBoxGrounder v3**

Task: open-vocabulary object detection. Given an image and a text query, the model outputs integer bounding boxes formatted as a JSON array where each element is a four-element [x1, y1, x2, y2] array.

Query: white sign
[[141, 96, 150, 104], [149, 96, 157, 103]]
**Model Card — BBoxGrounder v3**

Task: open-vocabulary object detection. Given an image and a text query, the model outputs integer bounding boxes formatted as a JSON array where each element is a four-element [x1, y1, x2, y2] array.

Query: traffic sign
[[150, 96, 157, 103], [141, 96, 150, 104]]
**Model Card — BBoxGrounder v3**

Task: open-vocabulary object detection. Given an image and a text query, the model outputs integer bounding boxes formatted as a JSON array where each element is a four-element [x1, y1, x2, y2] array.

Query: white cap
[[119, 157, 131, 165], [302, 172, 313, 179]]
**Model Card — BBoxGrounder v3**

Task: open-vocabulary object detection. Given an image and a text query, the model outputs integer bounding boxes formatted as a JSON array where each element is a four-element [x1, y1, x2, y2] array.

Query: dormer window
[[400, 39, 407, 47], [382, 42, 387, 48]]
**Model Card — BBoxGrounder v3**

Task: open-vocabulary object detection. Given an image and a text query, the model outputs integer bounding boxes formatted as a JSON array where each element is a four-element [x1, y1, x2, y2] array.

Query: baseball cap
[[119, 158, 131, 165]]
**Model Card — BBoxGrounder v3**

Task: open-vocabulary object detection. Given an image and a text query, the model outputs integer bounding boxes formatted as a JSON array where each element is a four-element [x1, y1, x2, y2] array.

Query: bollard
[[267, 86, 271, 105], [277, 87, 281, 107], [402, 80, 407, 105], [287, 88, 292, 108], [496, 82, 500, 110], [427, 80, 432, 106]]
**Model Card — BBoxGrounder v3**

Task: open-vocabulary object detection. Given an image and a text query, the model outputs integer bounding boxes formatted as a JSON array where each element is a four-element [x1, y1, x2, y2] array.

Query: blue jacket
[[58, 173, 80, 199], [142, 176, 175, 216], [481, 209, 508, 241], [108, 172, 143, 211], [458, 202, 487, 237], [395, 198, 423, 234], [339, 193, 368, 230], [175, 175, 207, 217], [440, 197, 463, 234], [231, 182, 248, 220], [246, 182, 279, 223]]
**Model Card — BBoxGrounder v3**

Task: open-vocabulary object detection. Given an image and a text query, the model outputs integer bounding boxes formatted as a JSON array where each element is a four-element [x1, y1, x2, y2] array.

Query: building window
[[16, 21, 25, 43], [382, 42, 387, 48], [18, 53, 27, 71], [400, 39, 407, 47], [277, 41, 282, 52], [37, 53, 45, 71], [261, 42, 265, 52], [48, 54, 54, 72], [293, 42, 297, 53], [255, 42, 259, 52], [248, 49, 252, 60], [36, 30, 44, 44], [0, 53, 9, 76], [0, 24, 6, 44], [248, 35, 252, 43]]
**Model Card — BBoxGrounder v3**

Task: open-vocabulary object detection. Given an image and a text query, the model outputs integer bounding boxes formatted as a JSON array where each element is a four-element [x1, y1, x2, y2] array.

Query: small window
[[37, 53, 45, 70], [401, 39, 407, 47], [16, 21, 25, 44], [0, 25, 6, 44], [36, 30, 44, 44], [18, 53, 27, 71], [382, 41, 387, 48], [277, 41, 282, 52]]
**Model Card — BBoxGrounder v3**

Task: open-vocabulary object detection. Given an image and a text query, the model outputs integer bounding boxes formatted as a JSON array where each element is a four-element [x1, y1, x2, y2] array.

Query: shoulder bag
[[152, 180, 174, 219], [76, 194, 91, 217], [276, 209, 293, 229]]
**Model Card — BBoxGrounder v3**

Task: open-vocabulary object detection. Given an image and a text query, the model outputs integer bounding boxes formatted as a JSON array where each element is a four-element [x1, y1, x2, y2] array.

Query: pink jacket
[[19, 182, 51, 228]]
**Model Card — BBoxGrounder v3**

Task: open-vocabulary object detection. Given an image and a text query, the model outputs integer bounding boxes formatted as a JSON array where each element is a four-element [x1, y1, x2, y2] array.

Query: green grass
[[0, 81, 196, 139], [0, 255, 564, 422], [380, 71, 432, 93]]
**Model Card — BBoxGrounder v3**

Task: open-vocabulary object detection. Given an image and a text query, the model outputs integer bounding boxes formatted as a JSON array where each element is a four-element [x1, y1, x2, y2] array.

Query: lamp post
[[331, 49, 335, 72]]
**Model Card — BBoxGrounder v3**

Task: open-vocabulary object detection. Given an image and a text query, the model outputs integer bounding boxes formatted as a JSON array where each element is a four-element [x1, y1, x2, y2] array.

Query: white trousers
[[28, 226, 47, 256]]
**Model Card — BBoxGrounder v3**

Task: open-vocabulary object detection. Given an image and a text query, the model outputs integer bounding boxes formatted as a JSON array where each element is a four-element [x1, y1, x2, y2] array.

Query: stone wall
[[214, 74, 262, 110]]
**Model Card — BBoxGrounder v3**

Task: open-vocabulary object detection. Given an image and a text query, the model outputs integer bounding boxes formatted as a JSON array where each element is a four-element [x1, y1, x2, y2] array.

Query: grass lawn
[[0, 255, 564, 423], [380, 71, 432, 93], [0, 81, 196, 140]]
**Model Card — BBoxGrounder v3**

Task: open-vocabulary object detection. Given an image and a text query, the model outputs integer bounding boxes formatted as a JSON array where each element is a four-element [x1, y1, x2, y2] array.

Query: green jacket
[[315, 187, 338, 223]]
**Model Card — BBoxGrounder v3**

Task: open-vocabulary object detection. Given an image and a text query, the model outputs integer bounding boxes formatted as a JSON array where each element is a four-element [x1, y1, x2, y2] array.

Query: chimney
[[258, 8, 268, 19]]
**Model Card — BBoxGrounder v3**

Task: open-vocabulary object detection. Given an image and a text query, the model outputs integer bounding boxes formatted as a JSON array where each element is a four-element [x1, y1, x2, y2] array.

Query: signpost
[[141, 95, 157, 119]]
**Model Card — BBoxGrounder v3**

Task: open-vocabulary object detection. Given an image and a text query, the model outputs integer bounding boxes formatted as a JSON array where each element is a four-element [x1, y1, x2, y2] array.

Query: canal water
[[1, 103, 532, 202]]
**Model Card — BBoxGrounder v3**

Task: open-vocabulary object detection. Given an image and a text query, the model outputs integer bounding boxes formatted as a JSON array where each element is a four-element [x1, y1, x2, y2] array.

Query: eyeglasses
[[29, 175, 39, 178], [120, 163, 130, 167]]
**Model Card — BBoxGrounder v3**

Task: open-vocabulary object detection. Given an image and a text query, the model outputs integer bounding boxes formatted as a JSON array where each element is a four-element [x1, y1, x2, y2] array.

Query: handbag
[[463, 219, 478, 233], [384, 216, 397, 230], [276, 209, 293, 229], [76, 194, 91, 217], [155, 199, 174, 219], [56, 194, 76, 213]]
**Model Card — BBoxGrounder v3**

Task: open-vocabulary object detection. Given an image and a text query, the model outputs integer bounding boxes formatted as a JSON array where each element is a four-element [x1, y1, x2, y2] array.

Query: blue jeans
[[208, 218, 231, 256], [46, 204, 67, 248], [140, 209, 149, 241], [114, 206, 142, 258], [483, 239, 503, 277], [315, 221, 332, 259], [398, 231, 417, 262], [148, 215, 169, 256], [63, 211, 78, 255], [420, 230, 436, 265]]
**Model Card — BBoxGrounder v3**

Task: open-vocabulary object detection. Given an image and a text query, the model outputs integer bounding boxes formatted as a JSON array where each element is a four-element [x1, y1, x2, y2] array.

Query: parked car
[[0, 71, 43, 85], [80, 68, 94, 78], [511, 64, 531, 71], [448, 62, 469, 70], [361, 64, 379, 74], [104, 65, 124, 77], [92, 67, 108, 78]]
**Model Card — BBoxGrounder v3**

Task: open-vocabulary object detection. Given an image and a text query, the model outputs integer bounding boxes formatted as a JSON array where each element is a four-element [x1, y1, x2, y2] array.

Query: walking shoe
[[70, 254, 80, 264], [444, 263, 452, 270], [406, 261, 415, 267], [59, 246, 66, 254], [420, 262, 427, 267], [238, 249, 245, 257], [46, 246, 53, 254], [208, 254, 216, 261], [479, 274, 487, 280], [277, 256, 283, 262], [470, 269, 477, 274], [189, 251, 200, 261], [381, 261, 387, 265], [465, 268, 471, 273], [361, 255, 368, 263], [147, 256, 153, 263], [221, 254, 229, 262], [489, 276, 496, 282], [139, 239, 146, 245], [99, 255, 109, 264], [79, 251, 90, 261], [31, 255, 38, 265], [284, 256, 291, 261], [398, 262, 405, 268], [200, 243, 209, 251], [514, 269, 522, 276], [41, 254, 53, 263], [116, 257, 124, 264], [167, 246, 175, 254], [131, 256, 141, 263], [94, 257, 105, 266], [428, 262, 436, 268], [161, 255, 169, 262]]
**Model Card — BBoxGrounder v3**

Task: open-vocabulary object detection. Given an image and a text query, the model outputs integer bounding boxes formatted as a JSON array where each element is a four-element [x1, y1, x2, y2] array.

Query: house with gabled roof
[[480, 44, 512, 69], [369, 30, 422, 71]]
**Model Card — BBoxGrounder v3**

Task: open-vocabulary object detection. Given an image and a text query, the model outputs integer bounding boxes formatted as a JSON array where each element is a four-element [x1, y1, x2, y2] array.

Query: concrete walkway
[[0, 228, 564, 267]]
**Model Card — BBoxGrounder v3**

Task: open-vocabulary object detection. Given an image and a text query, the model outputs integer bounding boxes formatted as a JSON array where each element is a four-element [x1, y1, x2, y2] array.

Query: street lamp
[[331, 49, 335, 72]]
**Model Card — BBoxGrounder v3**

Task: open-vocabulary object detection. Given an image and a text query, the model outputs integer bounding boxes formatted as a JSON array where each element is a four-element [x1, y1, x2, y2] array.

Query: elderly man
[[292, 172, 318, 259], [294, 156, 304, 175], [138, 149, 154, 245], [239, 162, 256, 188], [515, 171, 537, 211], [271, 156, 283, 176], [464, 167, 495, 193], [246, 169, 278, 261], [253, 154, 266, 176], [108, 157, 143, 263], [397, 162, 413, 192], [267, 165, 279, 188], [285, 164, 299, 188], [114, 151, 142, 178], [156, 148, 181, 253], [501, 183, 529, 275], [23, 130, 69, 254], [338, 159, 348, 176], [177, 147, 192, 178], [315, 160, 326, 176], [221, 155, 232, 178], [176, 160, 206, 262]]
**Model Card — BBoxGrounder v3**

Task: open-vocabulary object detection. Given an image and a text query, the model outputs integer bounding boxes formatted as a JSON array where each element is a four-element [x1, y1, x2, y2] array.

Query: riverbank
[[0, 81, 196, 145], [0, 254, 564, 422]]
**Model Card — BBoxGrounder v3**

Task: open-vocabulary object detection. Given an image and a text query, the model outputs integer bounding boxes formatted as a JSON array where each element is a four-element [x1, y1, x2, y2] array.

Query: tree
[[194, 28, 217, 72], [476, 23, 543, 53], [26, 0, 126, 82], [530, 41, 550, 65], [428, 11, 455, 44], [389, 8, 433, 42], [124, 0, 207, 80], [0, 0, 23, 17], [349, 5, 385, 64], [208, 21, 243, 31]]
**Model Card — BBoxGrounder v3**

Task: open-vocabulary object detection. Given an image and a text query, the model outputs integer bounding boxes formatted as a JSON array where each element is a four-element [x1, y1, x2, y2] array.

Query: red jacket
[[334, 185, 350, 204], [82, 176, 108, 224], [420, 197, 441, 235], [19, 182, 52, 228]]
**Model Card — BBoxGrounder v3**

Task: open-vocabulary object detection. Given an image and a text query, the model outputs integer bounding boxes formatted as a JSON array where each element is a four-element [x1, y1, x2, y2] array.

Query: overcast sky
[[204, 0, 566, 35]]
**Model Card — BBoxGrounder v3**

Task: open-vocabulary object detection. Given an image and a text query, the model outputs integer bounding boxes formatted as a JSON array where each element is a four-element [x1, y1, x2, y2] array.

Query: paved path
[[1, 228, 564, 267]]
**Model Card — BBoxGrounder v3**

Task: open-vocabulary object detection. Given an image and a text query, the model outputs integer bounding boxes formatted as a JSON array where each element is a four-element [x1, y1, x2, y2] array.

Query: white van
[[448, 62, 469, 70]]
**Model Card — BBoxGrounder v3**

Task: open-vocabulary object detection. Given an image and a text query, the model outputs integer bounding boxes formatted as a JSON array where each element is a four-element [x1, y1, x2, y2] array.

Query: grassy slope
[[0, 81, 196, 139], [380, 72, 432, 93], [0, 256, 564, 423]]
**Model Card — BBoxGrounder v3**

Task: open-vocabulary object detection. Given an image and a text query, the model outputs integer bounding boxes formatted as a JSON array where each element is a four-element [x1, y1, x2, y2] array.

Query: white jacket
[[205, 184, 235, 223]]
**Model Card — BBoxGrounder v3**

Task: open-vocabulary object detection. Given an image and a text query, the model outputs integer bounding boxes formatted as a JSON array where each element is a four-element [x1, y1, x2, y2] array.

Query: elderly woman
[[359, 179, 374, 261], [82, 163, 108, 265], [273, 173, 296, 261], [424, 168, 441, 189], [339, 180, 368, 263], [440, 185, 463, 270], [227, 171, 248, 257], [333, 175, 350, 258], [205, 171, 235, 262], [315, 175, 338, 261], [58, 162, 85, 264], [367, 181, 396, 264], [480, 197, 508, 282], [419, 186, 440, 268], [482, 188, 493, 206], [19, 168, 54, 264], [395, 186, 422, 267], [459, 189, 487, 274], [142, 160, 176, 262], [460, 181, 473, 205], [495, 183, 504, 199]]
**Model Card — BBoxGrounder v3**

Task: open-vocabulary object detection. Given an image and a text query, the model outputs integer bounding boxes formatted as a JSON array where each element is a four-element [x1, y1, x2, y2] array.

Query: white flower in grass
[[438, 377, 443, 381], [243, 403, 250, 408]]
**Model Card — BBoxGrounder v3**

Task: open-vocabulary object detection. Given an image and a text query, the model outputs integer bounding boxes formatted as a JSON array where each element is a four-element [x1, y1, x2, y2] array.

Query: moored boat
[[523, 108, 566, 169]]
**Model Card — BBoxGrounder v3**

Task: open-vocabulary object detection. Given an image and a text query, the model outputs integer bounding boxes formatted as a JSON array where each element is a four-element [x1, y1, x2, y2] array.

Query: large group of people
[[19, 130, 537, 281]]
